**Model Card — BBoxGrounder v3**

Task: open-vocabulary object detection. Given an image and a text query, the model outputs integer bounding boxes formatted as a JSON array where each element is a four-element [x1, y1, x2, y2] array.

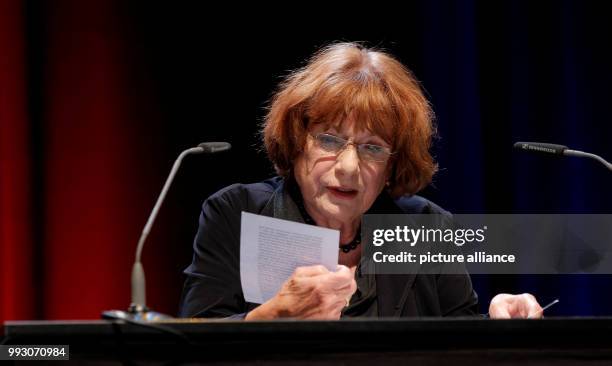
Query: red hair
[[262, 42, 437, 197]]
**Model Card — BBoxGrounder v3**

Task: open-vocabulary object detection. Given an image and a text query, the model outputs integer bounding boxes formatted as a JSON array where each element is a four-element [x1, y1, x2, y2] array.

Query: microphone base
[[102, 307, 174, 322]]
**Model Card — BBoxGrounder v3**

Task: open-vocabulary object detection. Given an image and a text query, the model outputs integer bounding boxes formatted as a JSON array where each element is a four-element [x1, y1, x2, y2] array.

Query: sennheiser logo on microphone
[[526, 145, 556, 154]]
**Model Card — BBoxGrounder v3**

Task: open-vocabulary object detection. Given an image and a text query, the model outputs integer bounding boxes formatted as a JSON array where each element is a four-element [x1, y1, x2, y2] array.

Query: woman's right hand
[[245, 264, 357, 320]]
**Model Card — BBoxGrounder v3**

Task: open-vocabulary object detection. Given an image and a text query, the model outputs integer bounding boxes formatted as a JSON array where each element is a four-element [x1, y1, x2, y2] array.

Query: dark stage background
[[1, 0, 611, 322]]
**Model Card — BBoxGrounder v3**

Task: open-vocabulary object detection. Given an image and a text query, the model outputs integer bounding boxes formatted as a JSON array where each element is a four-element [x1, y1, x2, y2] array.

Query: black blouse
[[179, 177, 479, 318]]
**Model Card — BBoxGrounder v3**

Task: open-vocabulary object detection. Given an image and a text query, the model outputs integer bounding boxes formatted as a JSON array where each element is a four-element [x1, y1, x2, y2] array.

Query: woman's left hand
[[488, 293, 543, 319]]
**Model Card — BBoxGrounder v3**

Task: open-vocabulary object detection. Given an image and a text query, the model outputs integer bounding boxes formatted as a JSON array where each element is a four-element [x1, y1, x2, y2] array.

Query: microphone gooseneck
[[563, 149, 612, 171], [102, 142, 231, 322], [131, 146, 206, 312], [514, 141, 611, 171]]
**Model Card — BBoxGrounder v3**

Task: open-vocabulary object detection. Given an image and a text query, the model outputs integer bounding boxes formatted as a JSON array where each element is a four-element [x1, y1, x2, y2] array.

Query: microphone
[[513, 142, 568, 155], [102, 142, 231, 322], [514, 141, 612, 171], [199, 141, 231, 153]]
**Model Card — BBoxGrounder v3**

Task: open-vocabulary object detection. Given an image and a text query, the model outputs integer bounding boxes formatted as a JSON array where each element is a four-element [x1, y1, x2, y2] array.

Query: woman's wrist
[[245, 298, 282, 320]]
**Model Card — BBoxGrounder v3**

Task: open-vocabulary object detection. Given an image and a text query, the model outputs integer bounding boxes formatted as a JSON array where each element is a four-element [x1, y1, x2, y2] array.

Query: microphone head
[[513, 142, 568, 155], [197, 142, 232, 154]]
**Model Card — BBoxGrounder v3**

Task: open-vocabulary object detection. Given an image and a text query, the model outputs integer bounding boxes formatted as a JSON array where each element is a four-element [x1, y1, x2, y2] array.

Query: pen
[[528, 298, 559, 319]]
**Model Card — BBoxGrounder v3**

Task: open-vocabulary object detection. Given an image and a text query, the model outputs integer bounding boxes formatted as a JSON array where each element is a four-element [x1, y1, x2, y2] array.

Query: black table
[[3, 317, 612, 365]]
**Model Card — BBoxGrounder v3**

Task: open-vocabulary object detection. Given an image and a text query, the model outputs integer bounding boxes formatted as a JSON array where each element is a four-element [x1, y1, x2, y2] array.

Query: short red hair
[[262, 42, 437, 197]]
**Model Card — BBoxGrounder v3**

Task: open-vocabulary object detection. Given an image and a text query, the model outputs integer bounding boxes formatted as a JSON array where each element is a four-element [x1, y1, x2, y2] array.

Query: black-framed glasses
[[310, 133, 393, 163]]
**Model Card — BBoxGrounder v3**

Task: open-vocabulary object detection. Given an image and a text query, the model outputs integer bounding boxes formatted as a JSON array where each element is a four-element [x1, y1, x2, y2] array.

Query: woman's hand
[[245, 264, 357, 320], [488, 293, 543, 319]]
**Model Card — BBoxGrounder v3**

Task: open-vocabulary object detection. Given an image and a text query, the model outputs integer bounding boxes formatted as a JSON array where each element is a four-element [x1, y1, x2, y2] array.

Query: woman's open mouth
[[327, 186, 358, 199]]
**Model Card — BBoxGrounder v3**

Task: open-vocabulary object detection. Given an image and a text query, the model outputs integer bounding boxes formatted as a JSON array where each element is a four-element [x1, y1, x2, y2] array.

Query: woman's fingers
[[488, 294, 512, 319], [329, 265, 354, 289], [489, 293, 543, 319], [520, 293, 544, 318], [293, 264, 329, 277], [251, 264, 358, 320]]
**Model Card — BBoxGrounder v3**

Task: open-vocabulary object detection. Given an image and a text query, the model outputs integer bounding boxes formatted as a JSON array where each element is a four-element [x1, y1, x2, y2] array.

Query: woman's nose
[[336, 143, 360, 175]]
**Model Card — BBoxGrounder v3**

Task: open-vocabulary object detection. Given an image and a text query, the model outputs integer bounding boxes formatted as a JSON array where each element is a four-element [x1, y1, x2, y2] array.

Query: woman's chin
[[318, 203, 357, 223]]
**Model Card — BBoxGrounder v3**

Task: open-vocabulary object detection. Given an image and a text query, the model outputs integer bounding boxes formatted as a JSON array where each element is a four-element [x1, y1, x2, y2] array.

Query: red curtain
[[1, 0, 172, 322], [0, 0, 34, 322]]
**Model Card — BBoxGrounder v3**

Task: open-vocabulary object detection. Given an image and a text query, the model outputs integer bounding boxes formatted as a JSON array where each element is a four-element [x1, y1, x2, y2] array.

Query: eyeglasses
[[310, 133, 393, 163]]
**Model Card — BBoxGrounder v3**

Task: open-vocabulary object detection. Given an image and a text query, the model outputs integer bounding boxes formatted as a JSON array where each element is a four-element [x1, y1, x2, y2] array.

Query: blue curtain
[[413, 0, 612, 315]]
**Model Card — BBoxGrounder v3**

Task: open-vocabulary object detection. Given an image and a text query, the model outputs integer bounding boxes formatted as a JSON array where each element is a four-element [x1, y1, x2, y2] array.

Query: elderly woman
[[179, 43, 542, 319]]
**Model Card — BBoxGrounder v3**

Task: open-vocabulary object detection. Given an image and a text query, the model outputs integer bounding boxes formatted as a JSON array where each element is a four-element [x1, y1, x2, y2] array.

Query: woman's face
[[293, 115, 392, 226]]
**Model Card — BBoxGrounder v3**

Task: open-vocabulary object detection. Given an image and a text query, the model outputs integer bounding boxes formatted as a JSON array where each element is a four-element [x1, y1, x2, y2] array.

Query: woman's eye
[[320, 135, 337, 143], [319, 134, 344, 148], [362, 144, 384, 154]]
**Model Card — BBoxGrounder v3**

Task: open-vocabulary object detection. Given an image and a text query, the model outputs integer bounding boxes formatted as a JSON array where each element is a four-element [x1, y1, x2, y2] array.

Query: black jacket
[[179, 177, 479, 318]]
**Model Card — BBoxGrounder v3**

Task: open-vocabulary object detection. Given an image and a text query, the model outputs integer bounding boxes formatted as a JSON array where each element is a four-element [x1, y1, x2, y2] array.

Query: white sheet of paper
[[240, 211, 339, 304]]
